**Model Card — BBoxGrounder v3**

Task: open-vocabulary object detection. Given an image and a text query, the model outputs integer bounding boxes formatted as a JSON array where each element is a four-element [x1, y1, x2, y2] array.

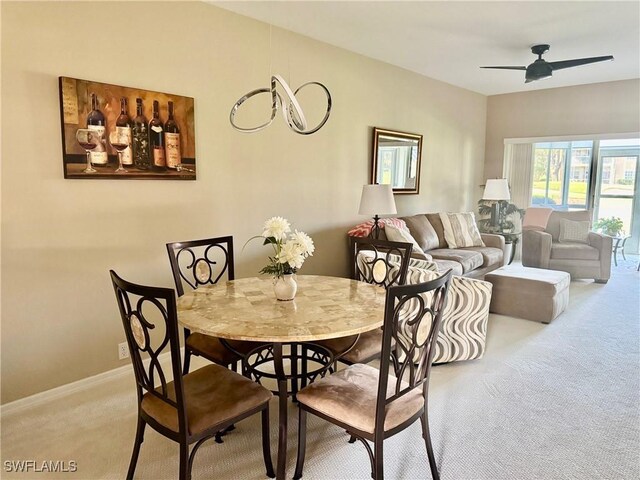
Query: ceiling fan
[[481, 44, 614, 83]]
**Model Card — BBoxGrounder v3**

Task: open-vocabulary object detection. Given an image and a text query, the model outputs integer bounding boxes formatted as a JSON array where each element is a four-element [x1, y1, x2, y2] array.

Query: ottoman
[[485, 266, 570, 324]]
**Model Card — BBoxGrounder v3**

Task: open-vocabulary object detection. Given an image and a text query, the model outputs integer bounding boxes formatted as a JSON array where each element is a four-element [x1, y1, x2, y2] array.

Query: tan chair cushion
[[318, 329, 383, 364], [141, 364, 272, 436], [401, 214, 440, 251], [429, 249, 483, 273], [296, 363, 424, 434], [186, 333, 262, 365], [551, 242, 600, 260]]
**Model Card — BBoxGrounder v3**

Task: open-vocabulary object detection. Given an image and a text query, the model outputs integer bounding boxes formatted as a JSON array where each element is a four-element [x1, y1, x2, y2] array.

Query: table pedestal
[[244, 342, 334, 480]]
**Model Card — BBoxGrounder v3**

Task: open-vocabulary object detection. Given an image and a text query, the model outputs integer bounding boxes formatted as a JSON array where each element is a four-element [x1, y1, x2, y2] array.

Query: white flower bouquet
[[249, 217, 315, 278]]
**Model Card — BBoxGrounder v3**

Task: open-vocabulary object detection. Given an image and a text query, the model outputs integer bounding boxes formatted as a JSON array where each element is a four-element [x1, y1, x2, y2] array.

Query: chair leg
[[214, 423, 236, 444], [262, 407, 276, 478], [182, 349, 192, 376], [420, 412, 440, 480], [348, 433, 356, 443], [373, 438, 384, 480], [126, 417, 146, 480], [179, 441, 190, 480], [293, 408, 307, 480]]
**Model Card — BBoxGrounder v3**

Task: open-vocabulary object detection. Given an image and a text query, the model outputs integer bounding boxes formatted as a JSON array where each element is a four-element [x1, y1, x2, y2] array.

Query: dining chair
[[294, 270, 452, 480], [110, 270, 275, 480], [166, 236, 261, 375], [316, 236, 413, 366]]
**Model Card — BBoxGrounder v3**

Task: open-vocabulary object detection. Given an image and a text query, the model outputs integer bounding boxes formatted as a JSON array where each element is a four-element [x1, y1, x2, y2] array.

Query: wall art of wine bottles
[[58, 77, 196, 180]]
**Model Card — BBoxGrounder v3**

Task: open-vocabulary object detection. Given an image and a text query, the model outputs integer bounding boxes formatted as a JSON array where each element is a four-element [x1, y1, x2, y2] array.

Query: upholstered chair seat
[[296, 364, 423, 434], [317, 329, 384, 365], [141, 364, 272, 436], [550, 242, 600, 260]]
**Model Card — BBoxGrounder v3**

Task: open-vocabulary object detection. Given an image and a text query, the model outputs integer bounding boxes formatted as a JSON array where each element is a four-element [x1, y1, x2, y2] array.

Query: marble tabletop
[[177, 275, 386, 343]]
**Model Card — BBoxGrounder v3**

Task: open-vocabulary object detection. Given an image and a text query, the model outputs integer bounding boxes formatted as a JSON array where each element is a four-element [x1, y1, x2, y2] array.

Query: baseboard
[[1, 349, 178, 417]]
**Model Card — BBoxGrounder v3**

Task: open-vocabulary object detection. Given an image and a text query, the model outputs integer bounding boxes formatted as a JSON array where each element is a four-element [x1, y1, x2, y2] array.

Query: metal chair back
[[166, 236, 234, 297], [350, 236, 413, 289]]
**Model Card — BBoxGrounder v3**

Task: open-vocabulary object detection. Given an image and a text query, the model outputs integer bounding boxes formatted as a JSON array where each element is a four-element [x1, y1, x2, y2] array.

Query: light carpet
[[2, 264, 639, 479]]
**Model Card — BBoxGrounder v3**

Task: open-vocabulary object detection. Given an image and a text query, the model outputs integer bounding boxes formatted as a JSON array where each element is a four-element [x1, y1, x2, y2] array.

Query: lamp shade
[[358, 184, 397, 215], [483, 179, 511, 201]]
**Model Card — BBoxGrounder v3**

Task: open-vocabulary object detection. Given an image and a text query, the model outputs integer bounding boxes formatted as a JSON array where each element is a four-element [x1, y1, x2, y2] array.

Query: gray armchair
[[522, 210, 612, 283]]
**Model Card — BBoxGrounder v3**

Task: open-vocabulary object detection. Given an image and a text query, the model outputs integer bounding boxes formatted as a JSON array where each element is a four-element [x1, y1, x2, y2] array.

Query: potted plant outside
[[593, 216, 624, 237]]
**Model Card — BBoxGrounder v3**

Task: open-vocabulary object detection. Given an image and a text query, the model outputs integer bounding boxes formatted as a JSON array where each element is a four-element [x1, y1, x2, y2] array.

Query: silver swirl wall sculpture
[[229, 74, 332, 135]]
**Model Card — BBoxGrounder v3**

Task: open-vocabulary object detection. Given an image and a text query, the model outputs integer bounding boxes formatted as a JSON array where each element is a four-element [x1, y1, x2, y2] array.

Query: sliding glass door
[[594, 139, 640, 253]]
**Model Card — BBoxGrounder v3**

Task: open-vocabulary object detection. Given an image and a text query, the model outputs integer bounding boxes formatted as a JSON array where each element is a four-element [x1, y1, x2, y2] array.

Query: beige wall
[[484, 79, 640, 179], [1, 2, 487, 403]]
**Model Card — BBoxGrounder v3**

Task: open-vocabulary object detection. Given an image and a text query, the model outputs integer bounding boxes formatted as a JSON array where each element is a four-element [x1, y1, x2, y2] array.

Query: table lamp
[[483, 179, 510, 230], [358, 184, 397, 239]]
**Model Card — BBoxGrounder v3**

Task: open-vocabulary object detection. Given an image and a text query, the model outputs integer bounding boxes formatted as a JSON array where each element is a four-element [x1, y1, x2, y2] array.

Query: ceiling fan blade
[[481, 66, 527, 70], [549, 56, 614, 71]]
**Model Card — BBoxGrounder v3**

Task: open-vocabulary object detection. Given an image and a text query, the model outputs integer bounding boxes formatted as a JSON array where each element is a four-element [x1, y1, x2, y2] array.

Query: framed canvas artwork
[[59, 77, 196, 180]]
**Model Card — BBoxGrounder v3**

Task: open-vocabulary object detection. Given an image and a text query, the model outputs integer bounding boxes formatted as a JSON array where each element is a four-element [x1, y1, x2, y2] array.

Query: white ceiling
[[213, 1, 640, 96]]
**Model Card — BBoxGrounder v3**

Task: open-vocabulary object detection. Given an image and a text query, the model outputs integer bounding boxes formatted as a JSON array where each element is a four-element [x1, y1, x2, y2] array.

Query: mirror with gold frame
[[371, 127, 423, 194]]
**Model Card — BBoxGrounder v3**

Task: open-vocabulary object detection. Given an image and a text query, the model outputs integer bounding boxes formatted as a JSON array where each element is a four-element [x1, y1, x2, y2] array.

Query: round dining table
[[177, 274, 386, 480]]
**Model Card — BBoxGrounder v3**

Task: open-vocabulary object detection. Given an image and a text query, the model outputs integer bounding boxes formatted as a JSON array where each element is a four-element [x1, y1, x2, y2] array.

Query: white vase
[[274, 274, 297, 301]]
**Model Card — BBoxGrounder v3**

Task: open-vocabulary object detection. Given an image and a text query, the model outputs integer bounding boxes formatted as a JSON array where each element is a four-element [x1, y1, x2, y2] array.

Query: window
[[532, 141, 592, 209]]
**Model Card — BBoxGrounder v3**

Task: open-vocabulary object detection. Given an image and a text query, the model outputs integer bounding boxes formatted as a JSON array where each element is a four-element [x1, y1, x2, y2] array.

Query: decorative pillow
[[558, 219, 590, 243], [402, 214, 440, 251], [384, 224, 429, 259], [347, 218, 408, 237], [438, 212, 485, 248]]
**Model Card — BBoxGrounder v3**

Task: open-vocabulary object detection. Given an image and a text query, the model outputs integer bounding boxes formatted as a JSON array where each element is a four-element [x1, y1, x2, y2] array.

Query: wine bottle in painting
[[132, 98, 150, 170], [164, 101, 181, 169], [115, 97, 133, 166], [149, 100, 166, 171], [87, 93, 108, 166]]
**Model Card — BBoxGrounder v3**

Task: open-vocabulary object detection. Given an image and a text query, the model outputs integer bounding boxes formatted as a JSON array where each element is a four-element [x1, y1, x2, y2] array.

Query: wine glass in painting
[[109, 130, 129, 173], [75, 128, 98, 174]]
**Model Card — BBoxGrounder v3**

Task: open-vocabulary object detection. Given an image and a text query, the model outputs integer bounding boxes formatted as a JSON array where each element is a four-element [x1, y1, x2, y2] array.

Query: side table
[[612, 235, 631, 266], [481, 230, 521, 266]]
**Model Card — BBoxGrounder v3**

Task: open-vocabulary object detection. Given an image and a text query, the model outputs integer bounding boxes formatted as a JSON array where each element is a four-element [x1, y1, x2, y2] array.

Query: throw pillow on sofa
[[347, 218, 408, 237], [439, 212, 485, 248], [384, 224, 430, 260]]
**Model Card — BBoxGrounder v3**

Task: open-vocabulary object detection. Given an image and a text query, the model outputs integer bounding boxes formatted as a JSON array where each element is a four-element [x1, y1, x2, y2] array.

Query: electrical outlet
[[118, 342, 129, 360]]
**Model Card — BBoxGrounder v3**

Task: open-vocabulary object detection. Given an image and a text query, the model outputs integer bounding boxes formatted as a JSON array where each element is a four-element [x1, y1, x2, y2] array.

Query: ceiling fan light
[[525, 73, 552, 83]]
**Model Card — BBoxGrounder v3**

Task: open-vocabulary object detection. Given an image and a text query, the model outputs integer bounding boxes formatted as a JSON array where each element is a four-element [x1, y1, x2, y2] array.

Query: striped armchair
[[396, 263, 493, 364]]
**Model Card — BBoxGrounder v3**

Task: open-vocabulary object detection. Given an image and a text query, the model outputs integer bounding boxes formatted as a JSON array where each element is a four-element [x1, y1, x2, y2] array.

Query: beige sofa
[[522, 210, 612, 283], [375, 213, 506, 278]]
